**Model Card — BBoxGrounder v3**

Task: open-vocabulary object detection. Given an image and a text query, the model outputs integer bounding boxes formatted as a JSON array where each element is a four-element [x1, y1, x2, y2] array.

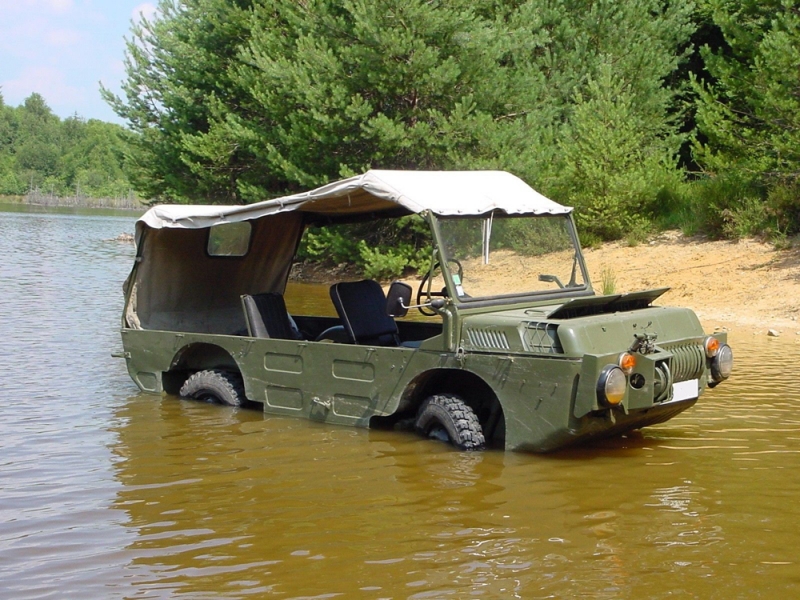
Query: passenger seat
[[330, 280, 403, 346], [241, 293, 303, 340]]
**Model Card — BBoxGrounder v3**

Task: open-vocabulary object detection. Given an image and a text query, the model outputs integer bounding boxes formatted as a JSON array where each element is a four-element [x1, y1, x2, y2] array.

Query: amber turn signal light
[[704, 336, 720, 358], [618, 352, 636, 375]]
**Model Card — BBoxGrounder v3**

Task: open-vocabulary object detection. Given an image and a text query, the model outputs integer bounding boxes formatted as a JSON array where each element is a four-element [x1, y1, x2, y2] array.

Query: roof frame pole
[[482, 211, 494, 265]]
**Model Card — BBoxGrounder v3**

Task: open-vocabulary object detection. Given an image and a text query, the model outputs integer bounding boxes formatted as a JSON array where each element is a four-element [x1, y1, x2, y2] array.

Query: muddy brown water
[[1, 206, 799, 598]]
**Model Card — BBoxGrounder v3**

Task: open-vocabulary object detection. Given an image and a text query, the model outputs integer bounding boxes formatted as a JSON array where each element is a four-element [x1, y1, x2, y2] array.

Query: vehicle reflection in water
[[1, 206, 799, 598]]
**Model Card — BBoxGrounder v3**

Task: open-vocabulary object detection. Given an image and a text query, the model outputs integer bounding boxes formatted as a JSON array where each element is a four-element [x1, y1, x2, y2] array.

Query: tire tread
[[179, 369, 245, 407], [415, 393, 485, 451]]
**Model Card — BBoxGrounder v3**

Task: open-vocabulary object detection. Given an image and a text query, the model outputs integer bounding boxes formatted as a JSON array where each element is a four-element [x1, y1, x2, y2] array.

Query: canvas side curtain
[[129, 212, 304, 333]]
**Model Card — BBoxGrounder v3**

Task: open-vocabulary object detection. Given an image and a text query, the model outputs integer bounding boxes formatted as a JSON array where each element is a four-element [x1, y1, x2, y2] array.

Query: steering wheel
[[416, 259, 463, 316]]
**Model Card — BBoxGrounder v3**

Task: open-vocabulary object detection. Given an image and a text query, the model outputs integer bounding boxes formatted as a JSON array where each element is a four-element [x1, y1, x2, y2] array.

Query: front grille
[[663, 342, 704, 382], [464, 327, 510, 350]]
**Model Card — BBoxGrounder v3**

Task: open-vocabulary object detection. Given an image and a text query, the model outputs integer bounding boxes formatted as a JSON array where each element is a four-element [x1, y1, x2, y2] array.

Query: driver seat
[[330, 280, 400, 346]]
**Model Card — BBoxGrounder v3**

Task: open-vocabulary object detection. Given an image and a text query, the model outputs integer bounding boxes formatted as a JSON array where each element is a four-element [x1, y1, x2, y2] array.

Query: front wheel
[[415, 394, 485, 451], [179, 369, 246, 407]]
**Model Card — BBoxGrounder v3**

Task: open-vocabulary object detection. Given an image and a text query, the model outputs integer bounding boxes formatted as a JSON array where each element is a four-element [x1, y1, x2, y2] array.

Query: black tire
[[179, 369, 246, 407], [415, 394, 485, 451]]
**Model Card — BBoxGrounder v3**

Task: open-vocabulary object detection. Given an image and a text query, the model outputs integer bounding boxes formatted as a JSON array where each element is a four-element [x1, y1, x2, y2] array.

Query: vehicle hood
[[459, 289, 705, 356]]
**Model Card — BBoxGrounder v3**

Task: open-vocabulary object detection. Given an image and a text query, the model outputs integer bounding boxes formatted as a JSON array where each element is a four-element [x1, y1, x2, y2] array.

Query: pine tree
[[692, 0, 800, 234], [695, 0, 800, 185], [105, 0, 515, 202], [102, 0, 255, 202], [105, 0, 696, 239], [501, 0, 695, 241]]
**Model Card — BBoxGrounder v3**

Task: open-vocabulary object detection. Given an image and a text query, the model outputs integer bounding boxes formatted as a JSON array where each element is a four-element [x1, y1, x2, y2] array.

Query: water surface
[[1, 207, 799, 598]]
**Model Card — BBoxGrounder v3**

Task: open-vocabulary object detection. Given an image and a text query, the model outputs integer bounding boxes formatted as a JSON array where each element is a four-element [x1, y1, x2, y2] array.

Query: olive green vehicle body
[[120, 171, 729, 452]]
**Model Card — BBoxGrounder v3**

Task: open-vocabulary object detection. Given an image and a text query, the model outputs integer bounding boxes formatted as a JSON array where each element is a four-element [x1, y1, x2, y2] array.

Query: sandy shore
[[583, 231, 800, 337], [293, 230, 800, 337]]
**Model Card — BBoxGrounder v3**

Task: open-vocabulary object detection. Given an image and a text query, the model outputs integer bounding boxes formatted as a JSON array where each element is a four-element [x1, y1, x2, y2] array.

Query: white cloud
[[1, 65, 86, 109], [14, 0, 75, 14], [46, 0, 73, 13], [46, 28, 82, 47]]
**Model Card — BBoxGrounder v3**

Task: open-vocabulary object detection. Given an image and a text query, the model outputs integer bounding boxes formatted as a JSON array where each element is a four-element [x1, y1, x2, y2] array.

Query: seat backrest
[[241, 293, 302, 340], [329, 280, 399, 346]]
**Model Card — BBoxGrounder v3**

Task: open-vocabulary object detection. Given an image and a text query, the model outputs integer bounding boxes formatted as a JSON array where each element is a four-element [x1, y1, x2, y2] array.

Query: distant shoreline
[[0, 192, 146, 211]]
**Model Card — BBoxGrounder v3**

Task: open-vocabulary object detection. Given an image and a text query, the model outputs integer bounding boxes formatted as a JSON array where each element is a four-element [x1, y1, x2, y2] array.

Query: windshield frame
[[430, 212, 594, 307]]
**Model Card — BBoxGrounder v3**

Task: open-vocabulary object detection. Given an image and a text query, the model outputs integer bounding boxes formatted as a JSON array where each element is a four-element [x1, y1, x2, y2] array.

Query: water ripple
[[2, 209, 800, 598]]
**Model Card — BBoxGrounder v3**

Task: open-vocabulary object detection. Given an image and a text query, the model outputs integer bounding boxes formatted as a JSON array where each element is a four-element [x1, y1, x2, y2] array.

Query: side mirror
[[538, 273, 565, 289], [386, 281, 412, 317]]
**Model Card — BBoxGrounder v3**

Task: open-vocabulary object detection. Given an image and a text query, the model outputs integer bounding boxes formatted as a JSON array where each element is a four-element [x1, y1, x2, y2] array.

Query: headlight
[[597, 365, 627, 406], [711, 344, 733, 381]]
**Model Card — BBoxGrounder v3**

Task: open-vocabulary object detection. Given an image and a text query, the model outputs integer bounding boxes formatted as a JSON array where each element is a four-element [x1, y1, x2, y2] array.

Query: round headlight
[[598, 365, 627, 406], [711, 344, 733, 381]]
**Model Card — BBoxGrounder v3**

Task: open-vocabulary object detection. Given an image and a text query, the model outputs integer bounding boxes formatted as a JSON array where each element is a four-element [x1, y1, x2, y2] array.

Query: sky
[[0, 0, 158, 124]]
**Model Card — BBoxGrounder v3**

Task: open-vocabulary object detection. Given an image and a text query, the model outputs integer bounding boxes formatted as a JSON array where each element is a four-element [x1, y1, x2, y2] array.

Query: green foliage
[[104, 0, 514, 202], [660, 175, 766, 239], [233, 0, 512, 196], [296, 215, 432, 280], [299, 227, 361, 265], [601, 267, 617, 296], [358, 241, 413, 279], [97, 0, 800, 245], [106, 0, 696, 222], [553, 45, 689, 241], [693, 0, 800, 234], [695, 0, 800, 179], [102, 0, 255, 202], [720, 197, 769, 239], [0, 92, 132, 198], [624, 219, 653, 247], [765, 182, 800, 238], [494, 217, 575, 257]]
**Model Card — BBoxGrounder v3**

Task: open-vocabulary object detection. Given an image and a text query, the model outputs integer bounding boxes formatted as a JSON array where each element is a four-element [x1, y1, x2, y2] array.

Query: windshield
[[436, 214, 588, 300]]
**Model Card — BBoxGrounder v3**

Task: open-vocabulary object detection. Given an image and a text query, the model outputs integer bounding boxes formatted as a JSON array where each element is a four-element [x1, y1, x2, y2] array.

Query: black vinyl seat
[[330, 280, 401, 346], [241, 292, 303, 340]]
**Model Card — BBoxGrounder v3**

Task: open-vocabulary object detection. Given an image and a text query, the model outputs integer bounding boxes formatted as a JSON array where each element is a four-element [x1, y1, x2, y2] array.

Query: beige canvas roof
[[127, 170, 573, 334], [137, 170, 571, 235]]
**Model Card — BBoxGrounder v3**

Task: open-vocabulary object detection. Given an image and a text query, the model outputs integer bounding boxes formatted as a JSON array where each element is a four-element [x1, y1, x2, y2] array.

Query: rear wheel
[[179, 369, 245, 407], [415, 394, 485, 451]]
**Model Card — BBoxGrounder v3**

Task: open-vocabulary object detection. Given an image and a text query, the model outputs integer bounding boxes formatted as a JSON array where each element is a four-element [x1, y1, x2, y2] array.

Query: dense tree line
[[21, 0, 796, 251], [0, 93, 132, 199]]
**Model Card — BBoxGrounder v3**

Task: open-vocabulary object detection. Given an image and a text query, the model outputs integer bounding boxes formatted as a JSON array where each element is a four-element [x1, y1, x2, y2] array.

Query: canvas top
[[137, 170, 571, 236]]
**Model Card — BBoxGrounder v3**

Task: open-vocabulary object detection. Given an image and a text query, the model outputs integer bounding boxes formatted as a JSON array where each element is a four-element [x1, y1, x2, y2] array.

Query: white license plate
[[672, 379, 699, 402]]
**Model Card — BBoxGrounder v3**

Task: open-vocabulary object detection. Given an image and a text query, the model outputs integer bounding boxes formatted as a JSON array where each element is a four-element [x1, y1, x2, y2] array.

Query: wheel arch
[[398, 368, 506, 448], [163, 343, 241, 395]]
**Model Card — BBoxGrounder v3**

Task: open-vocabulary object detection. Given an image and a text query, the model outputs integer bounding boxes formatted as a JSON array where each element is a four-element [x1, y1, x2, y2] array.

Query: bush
[[678, 175, 766, 239], [298, 227, 361, 265], [359, 242, 430, 280], [296, 215, 433, 280], [553, 63, 686, 243], [765, 182, 800, 237]]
